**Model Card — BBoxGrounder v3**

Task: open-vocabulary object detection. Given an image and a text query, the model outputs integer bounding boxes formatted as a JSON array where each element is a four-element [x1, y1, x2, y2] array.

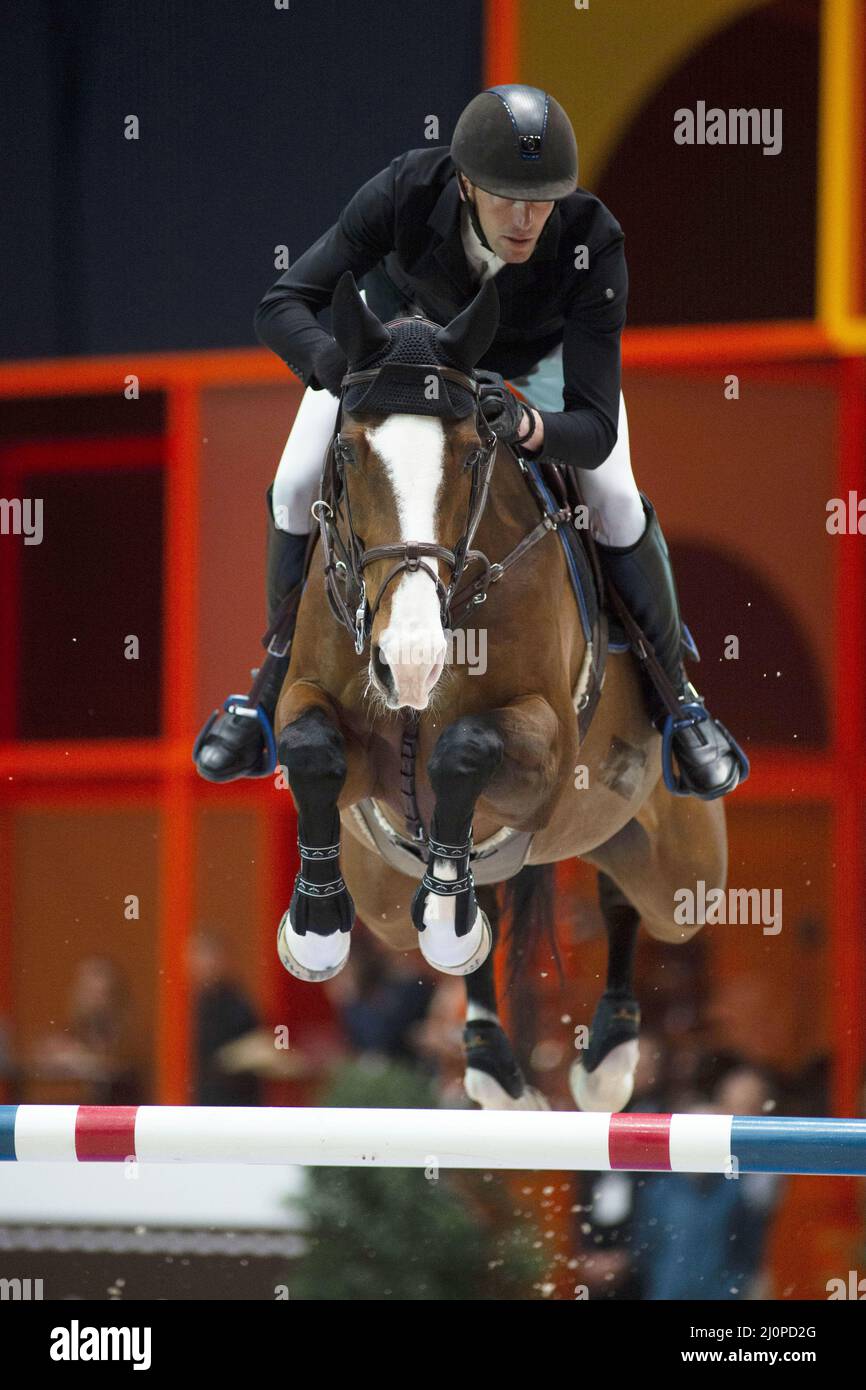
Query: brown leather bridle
[[313, 361, 500, 656]]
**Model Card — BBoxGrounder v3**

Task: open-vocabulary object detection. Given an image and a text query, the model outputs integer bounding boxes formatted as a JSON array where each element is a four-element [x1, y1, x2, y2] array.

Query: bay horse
[[274, 272, 727, 1112]]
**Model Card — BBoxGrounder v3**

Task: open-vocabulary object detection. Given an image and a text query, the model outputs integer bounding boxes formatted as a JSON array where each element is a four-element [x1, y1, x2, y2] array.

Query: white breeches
[[272, 342, 645, 548], [271, 383, 345, 534]]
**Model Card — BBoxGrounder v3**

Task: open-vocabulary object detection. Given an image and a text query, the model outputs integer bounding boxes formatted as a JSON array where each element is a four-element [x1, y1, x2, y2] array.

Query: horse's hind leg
[[572, 788, 727, 1107], [586, 786, 727, 943], [462, 886, 549, 1111], [570, 872, 642, 1113]]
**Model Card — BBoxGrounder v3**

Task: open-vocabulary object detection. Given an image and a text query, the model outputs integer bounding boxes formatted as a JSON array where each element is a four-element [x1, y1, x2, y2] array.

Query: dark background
[[1, 0, 821, 362], [2, 0, 484, 360]]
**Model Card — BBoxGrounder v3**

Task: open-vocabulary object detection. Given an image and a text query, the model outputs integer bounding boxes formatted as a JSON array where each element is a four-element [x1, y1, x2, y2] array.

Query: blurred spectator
[[785, 1053, 830, 1117], [572, 1031, 669, 1300], [31, 956, 140, 1102], [631, 1060, 782, 1300], [412, 976, 473, 1104], [572, 1047, 783, 1300], [638, 937, 710, 1039], [190, 931, 263, 1106], [706, 973, 792, 1070], [324, 930, 435, 1070], [715, 1061, 779, 1118]]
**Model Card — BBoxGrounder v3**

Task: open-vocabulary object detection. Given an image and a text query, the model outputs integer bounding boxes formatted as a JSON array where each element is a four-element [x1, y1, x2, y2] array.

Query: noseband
[[314, 362, 498, 655]]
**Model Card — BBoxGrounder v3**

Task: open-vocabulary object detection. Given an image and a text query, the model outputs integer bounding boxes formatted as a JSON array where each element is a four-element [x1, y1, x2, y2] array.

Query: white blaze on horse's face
[[366, 414, 448, 711]]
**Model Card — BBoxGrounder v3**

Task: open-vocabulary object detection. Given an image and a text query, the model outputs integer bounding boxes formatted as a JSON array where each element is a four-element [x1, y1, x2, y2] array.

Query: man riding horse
[[194, 84, 746, 802]]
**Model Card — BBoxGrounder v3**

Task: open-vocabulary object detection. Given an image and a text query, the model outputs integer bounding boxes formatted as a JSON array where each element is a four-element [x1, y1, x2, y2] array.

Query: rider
[[194, 84, 747, 801]]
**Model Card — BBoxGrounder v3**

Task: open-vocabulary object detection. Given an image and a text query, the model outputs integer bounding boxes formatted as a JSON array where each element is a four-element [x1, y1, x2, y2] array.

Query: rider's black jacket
[[254, 146, 628, 469]]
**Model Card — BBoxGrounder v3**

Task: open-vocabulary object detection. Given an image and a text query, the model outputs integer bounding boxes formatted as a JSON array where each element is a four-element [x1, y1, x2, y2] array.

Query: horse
[[273, 271, 727, 1113]]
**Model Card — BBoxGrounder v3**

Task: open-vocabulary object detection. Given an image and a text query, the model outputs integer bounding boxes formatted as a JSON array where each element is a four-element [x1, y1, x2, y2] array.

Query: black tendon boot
[[193, 485, 308, 783], [596, 498, 749, 800]]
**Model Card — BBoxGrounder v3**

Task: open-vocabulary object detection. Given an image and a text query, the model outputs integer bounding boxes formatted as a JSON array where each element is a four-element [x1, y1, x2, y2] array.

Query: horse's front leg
[[276, 697, 356, 982], [412, 697, 561, 976]]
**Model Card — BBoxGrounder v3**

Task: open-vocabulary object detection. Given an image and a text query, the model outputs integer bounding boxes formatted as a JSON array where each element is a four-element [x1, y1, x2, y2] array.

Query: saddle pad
[[521, 458, 630, 651]]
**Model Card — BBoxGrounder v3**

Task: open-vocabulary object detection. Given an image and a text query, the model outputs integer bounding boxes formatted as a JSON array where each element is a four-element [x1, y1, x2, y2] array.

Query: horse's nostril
[[372, 645, 393, 690]]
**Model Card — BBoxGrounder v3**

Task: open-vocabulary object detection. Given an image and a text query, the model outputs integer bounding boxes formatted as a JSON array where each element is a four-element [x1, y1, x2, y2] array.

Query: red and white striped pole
[[2, 1107, 866, 1176]]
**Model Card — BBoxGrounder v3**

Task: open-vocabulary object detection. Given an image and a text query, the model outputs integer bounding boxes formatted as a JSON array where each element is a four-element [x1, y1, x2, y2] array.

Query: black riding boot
[[193, 485, 308, 783], [596, 498, 749, 800]]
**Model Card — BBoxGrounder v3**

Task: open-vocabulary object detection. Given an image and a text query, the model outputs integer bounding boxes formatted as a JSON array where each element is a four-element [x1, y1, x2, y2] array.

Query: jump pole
[[2, 1107, 866, 1175]]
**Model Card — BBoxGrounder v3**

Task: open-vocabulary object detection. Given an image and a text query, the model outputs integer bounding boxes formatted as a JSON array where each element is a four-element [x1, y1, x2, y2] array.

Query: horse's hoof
[[465, 1068, 550, 1111], [569, 1039, 639, 1113], [417, 908, 492, 977], [462, 1017, 549, 1110], [277, 910, 351, 983]]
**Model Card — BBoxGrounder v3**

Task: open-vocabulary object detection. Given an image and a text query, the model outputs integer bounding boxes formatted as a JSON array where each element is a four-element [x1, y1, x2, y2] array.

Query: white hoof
[[570, 1039, 639, 1113], [464, 1068, 551, 1111], [277, 910, 351, 983], [417, 908, 492, 976]]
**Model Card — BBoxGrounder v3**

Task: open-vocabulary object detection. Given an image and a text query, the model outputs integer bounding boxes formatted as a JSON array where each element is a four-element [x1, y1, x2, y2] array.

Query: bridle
[[313, 359, 500, 656]]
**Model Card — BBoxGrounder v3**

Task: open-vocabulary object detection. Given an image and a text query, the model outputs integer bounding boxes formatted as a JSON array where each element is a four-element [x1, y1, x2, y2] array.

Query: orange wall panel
[[11, 807, 160, 1099], [196, 381, 303, 726]]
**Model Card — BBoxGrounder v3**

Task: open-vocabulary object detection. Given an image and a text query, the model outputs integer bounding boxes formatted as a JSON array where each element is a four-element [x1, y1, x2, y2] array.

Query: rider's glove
[[478, 374, 533, 445]]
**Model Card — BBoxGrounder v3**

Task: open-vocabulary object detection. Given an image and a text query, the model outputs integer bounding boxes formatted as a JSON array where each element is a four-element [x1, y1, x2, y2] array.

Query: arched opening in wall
[[596, 0, 819, 325], [669, 539, 828, 747]]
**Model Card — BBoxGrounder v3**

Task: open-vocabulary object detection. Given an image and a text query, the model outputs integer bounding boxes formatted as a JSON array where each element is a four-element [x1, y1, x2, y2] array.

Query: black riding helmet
[[451, 84, 578, 202]]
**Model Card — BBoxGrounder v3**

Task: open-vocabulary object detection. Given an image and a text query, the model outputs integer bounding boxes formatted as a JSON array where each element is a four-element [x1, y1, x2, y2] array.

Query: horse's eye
[[463, 448, 482, 472], [335, 437, 356, 468]]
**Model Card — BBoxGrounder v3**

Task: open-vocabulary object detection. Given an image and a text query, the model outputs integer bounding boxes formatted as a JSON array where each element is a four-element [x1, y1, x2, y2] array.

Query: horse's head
[[329, 271, 499, 711]]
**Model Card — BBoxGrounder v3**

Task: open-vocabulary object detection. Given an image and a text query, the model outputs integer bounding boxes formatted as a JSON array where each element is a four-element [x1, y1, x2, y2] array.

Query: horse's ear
[[331, 271, 391, 364], [435, 278, 500, 369]]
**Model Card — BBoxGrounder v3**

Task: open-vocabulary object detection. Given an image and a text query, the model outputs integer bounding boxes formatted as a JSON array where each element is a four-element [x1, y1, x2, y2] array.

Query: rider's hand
[[480, 381, 532, 445], [311, 338, 349, 396]]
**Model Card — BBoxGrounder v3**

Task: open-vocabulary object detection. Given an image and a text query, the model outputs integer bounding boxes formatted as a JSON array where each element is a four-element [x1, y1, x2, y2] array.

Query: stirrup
[[660, 701, 750, 799], [224, 693, 278, 775], [192, 693, 277, 777]]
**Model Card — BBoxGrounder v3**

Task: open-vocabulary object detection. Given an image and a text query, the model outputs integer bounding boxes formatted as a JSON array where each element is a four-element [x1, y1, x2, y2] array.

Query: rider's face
[[459, 176, 554, 262]]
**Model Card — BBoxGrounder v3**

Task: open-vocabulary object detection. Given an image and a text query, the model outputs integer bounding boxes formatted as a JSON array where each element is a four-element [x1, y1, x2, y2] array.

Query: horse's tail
[[502, 863, 561, 995]]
